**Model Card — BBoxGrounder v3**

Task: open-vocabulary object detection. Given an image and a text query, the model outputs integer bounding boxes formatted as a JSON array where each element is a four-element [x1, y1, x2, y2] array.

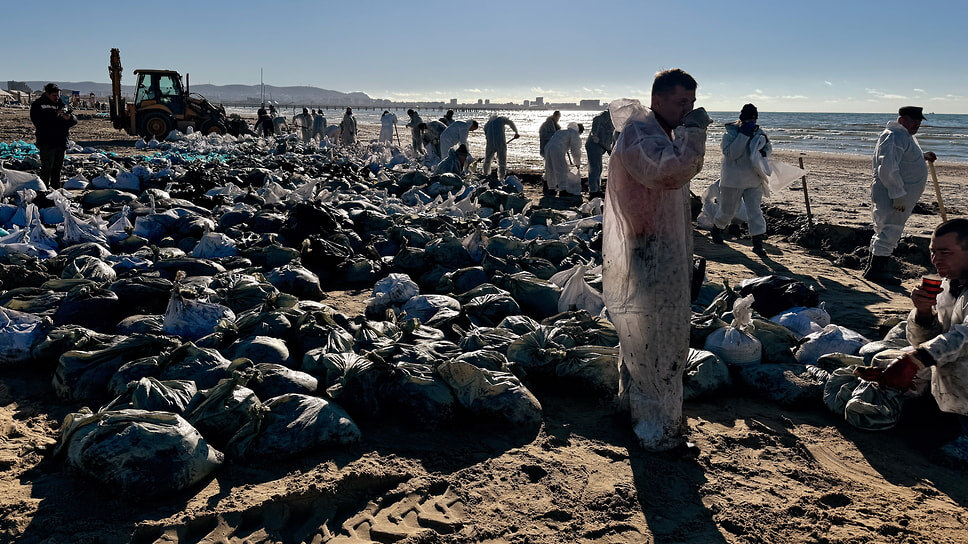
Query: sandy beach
[[2, 107, 968, 543]]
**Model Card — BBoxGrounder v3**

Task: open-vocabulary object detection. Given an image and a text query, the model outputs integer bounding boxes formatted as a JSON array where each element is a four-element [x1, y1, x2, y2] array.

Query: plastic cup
[[921, 274, 943, 299]]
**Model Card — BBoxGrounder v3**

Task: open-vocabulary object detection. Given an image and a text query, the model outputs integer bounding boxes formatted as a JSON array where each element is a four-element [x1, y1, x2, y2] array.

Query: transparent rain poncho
[[602, 99, 707, 451]]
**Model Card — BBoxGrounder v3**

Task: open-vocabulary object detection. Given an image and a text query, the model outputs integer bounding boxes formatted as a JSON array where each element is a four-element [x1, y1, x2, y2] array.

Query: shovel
[[928, 160, 947, 222]]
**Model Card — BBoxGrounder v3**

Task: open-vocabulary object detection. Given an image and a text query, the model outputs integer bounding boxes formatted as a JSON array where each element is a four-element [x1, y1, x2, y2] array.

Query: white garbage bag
[[795, 324, 870, 366], [703, 294, 762, 366], [0, 307, 50, 367]]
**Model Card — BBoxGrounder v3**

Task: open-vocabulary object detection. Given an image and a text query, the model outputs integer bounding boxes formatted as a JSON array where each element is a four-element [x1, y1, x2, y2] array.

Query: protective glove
[[877, 352, 925, 391], [853, 366, 883, 381], [739, 121, 756, 137], [682, 107, 712, 129]]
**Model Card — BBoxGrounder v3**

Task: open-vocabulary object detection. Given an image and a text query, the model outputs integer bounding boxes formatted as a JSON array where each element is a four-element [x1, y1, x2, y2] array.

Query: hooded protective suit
[[714, 121, 772, 236], [434, 147, 466, 176], [339, 112, 357, 145], [439, 120, 475, 160], [312, 113, 327, 140], [483, 116, 518, 179], [293, 111, 313, 142], [543, 122, 583, 195], [422, 120, 447, 161], [602, 99, 707, 451], [907, 281, 968, 415], [406, 112, 424, 154], [379, 112, 397, 144], [870, 120, 928, 256], [585, 110, 615, 194]]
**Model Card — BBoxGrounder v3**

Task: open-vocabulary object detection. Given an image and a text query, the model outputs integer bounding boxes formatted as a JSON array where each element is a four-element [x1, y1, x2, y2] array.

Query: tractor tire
[[140, 112, 173, 140], [198, 119, 227, 135]]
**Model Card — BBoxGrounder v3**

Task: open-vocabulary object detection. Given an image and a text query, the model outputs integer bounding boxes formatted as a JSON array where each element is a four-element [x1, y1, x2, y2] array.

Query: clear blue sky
[[5, 0, 966, 113]]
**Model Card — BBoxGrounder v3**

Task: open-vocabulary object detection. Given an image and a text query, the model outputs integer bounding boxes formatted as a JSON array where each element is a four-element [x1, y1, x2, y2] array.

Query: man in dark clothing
[[254, 107, 274, 138], [30, 83, 77, 188]]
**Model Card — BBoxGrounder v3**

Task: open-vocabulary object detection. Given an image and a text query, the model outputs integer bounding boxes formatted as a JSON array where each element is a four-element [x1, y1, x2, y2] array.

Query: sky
[[4, 0, 967, 113]]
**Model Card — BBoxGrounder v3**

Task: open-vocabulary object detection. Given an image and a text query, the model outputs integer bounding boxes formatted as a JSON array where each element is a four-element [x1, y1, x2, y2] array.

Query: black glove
[[739, 121, 756, 137]]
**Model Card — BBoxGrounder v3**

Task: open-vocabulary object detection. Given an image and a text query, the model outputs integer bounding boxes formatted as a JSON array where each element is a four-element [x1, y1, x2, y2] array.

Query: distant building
[[523, 100, 530, 107], [579, 99, 601, 109], [484, 99, 490, 105], [450, 98, 457, 105], [477, 99, 483, 105], [535, 97, 544, 106]]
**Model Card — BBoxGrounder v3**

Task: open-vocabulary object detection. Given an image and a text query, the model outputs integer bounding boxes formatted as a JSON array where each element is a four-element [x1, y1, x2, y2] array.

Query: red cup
[[921, 274, 943, 299]]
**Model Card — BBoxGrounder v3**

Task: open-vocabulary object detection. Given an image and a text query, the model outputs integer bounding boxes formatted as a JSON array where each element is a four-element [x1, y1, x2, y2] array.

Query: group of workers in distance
[[254, 106, 359, 147]]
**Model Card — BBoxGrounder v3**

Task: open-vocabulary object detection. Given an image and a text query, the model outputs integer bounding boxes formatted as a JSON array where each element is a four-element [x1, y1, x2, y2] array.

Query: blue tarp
[[0, 141, 38, 161]]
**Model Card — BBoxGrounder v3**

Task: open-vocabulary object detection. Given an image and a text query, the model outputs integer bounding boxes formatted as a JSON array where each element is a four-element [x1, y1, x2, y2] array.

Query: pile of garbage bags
[[0, 132, 922, 497]]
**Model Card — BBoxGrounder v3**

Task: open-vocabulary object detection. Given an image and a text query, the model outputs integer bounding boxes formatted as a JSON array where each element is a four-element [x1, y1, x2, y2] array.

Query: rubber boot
[[863, 255, 901, 285], [711, 226, 725, 245], [752, 235, 766, 255]]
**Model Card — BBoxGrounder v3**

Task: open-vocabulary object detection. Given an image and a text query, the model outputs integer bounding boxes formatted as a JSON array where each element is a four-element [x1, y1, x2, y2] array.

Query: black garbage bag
[[240, 243, 301, 270], [109, 276, 174, 316], [302, 352, 392, 421], [227, 393, 361, 460], [438, 266, 489, 294], [391, 247, 428, 275], [55, 408, 223, 497], [0, 287, 65, 317], [425, 235, 473, 269], [279, 202, 343, 245], [733, 362, 826, 409], [497, 315, 541, 335], [265, 264, 324, 301], [32, 325, 119, 366], [158, 342, 233, 389], [750, 319, 799, 365], [437, 360, 542, 432], [108, 356, 162, 396], [233, 309, 292, 339], [516, 257, 558, 281], [52, 334, 181, 401], [690, 313, 728, 349], [301, 236, 353, 271], [464, 294, 521, 327], [528, 240, 571, 266], [153, 257, 227, 280], [184, 376, 264, 448], [496, 272, 561, 320], [245, 363, 319, 399], [296, 321, 355, 355], [485, 235, 528, 259], [115, 314, 165, 335], [383, 362, 459, 427], [556, 346, 620, 398], [455, 349, 510, 372], [52, 284, 119, 331], [130, 377, 197, 413], [213, 273, 279, 314], [61, 255, 116, 283], [683, 349, 732, 401], [457, 326, 519, 354], [227, 336, 291, 367], [506, 326, 573, 375], [398, 319, 447, 344], [737, 275, 820, 319], [453, 283, 509, 305]]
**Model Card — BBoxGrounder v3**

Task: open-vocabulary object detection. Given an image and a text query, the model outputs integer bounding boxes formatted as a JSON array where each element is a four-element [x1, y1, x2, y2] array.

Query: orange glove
[[877, 353, 925, 391]]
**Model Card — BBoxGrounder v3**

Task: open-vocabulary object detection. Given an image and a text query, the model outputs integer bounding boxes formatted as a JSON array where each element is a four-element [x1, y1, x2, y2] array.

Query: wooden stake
[[799, 155, 813, 227], [928, 161, 947, 222]]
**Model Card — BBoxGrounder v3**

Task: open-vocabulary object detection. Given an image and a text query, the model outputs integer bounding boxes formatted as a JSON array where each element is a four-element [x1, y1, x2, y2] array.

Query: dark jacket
[[30, 94, 77, 149]]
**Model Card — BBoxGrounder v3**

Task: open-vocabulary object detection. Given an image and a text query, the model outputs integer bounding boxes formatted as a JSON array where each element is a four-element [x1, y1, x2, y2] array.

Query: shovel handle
[[929, 160, 947, 223]]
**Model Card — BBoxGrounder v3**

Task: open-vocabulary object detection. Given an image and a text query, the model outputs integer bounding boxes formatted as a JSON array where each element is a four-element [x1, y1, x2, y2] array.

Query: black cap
[[43, 83, 60, 93], [740, 103, 758, 121], [899, 106, 926, 121]]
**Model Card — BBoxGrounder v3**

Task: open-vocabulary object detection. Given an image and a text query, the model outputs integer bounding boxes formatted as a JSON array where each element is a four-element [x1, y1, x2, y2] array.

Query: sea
[[228, 107, 968, 167]]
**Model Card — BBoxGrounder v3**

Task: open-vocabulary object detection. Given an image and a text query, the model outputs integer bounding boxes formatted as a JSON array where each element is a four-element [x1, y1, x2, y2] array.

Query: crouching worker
[[870, 219, 968, 465], [603, 68, 711, 452], [435, 144, 471, 177]]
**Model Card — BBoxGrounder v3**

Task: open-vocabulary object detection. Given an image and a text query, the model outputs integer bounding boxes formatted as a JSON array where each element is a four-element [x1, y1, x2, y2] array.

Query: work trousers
[[714, 186, 766, 236], [483, 143, 508, 179], [38, 145, 66, 188], [585, 143, 605, 193]]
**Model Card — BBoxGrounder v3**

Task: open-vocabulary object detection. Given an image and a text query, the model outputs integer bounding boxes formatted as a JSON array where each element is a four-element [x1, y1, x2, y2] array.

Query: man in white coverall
[[871, 219, 968, 465], [379, 110, 397, 144], [543, 122, 584, 200], [339, 107, 358, 145], [483, 115, 519, 180], [712, 103, 771, 255], [866, 106, 937, 285], [602, 68, 711, 452], [438, 119, 478, 162]]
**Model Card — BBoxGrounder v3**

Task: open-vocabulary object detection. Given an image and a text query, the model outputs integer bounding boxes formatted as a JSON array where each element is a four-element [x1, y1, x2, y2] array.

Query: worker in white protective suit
[[483, 115, 519, 180], [866, 106, 938, 284], [312, 110, 327, 141], [421, 120, 447, 162], [438, 119, 478, 163], [712, 103, 772, 255], [543, 122, 584, 200], [379, 110, 397, 144], [293, 108, 313, 142], [406, 109, 424, 154], [602, 68, 711, 452], [339, 107, 358, 146], [434, 144, 470, 176], [862, 219, 968, 466], [585, 109, 615, 199]]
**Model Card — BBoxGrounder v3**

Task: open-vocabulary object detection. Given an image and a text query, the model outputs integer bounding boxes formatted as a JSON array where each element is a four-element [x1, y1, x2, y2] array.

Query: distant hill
[[10, 80, 377, 106]]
